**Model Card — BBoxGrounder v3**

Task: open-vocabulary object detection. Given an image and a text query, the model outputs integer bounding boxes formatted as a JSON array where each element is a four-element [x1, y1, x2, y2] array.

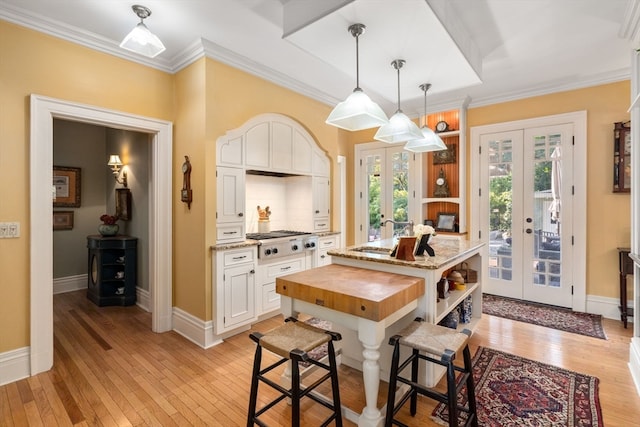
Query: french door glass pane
[[366, 154, 382, 242], [488, 138, 513, 282], [531, 133, 562, 288], [390, 151, 409, 237]]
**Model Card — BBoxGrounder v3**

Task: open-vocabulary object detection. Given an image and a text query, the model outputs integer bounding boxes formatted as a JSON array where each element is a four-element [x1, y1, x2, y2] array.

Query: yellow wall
[[0, 21, 174, 352], [467, 81, 631, 299]]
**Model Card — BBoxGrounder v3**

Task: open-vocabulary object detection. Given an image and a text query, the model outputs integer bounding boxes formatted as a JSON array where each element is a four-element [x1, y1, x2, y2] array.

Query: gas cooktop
[[246, 230, 312, 240]]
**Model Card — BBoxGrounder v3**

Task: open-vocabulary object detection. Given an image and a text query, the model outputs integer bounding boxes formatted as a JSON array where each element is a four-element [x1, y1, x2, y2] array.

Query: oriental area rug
[[432, 347, 603, 427], [482, 293, 607, 340]]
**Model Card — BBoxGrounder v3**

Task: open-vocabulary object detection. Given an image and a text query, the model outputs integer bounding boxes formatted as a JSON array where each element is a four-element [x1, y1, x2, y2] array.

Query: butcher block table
[[277, 264, 425, 427]]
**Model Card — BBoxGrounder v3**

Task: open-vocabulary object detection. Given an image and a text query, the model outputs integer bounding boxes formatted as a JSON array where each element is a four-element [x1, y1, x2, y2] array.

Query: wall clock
[[432, 144, 456, 164], [181, 155, 192, 209]]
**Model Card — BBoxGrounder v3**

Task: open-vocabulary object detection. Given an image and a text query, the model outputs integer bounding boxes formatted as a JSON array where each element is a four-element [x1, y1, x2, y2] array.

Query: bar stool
[[247, 317, 343, 427], [385, 318, 477, 427]]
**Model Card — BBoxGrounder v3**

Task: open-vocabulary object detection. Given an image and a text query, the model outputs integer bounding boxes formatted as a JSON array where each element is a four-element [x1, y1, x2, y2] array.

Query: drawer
[[261, 282, 281, 313], [257, 257, 305, 285], [223, 249, 255, 267], [318, 236, 338, 250], [314, 218, 329, 231], [217, 223, 245, 243]]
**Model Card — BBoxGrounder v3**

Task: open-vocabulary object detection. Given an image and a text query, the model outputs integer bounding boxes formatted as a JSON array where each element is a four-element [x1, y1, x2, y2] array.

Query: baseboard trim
[[136, 287, 150, 312], [172, 307, 223, 349], [0, 347, 30, 386], [53, 274, 86, 294], [586, 294, 634, 323]]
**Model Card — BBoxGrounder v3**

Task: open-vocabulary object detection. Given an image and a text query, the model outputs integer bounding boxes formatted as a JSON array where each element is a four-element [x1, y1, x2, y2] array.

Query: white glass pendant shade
[[326, 89, 388, 131], [404, 126, 447, 152], [374, 111, 423, 143], [120, 22, 166, 58], [326, 23, 388, 131]]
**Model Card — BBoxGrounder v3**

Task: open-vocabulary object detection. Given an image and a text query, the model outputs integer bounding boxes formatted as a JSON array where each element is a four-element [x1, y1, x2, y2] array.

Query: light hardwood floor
[[1, 290, 639, 426]]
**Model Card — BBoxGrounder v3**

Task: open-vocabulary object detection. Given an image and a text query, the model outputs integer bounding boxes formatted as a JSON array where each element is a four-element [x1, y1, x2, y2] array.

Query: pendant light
[[404, 83, 447, 152], [326, 24, 389, 131], [120, 5, 166, 58], [374, 60, 423, 143]]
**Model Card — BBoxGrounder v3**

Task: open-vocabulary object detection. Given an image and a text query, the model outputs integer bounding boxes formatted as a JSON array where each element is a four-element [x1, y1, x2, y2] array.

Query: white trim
[[0, 347, 30, 386], [586, 294, 635, 322], [172, 307, 223, 349], [136, 287, 151, 313], [337, 155, 346, 248], [470, 111, 588, 312], [52, 274, 87, 295], [30, 95, 173, 376]]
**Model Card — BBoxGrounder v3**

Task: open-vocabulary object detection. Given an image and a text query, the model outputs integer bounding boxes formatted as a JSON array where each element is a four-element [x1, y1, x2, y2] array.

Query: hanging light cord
[[355, 31, 360, 90], [391, 60, 405, 113], [420, 83, 431, 128]]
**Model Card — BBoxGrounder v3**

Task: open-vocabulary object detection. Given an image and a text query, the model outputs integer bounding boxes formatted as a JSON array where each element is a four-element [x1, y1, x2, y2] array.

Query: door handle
[[525, 228, 532, 234], [526, 218, 532, 223]]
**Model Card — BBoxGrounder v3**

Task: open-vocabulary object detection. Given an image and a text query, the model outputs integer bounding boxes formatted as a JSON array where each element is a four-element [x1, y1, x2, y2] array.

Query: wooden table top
[[276, 264, 425, 321]]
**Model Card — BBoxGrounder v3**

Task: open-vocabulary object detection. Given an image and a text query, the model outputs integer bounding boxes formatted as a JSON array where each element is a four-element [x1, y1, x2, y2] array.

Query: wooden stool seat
[[247, 318, 343, 427], [396, 320, 470, 358], [385, 318, 478, 427]]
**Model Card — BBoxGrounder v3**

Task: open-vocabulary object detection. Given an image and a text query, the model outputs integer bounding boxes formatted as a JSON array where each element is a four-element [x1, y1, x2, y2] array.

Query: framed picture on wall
[[116, 188, 132, 221], [53, 166, 81, 207], [53, 211, 74, 230]]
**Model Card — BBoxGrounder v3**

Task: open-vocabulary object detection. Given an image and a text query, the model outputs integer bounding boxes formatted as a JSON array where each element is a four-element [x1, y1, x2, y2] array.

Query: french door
[[479, 123, 574, 307], [356, 144, 417, 244]]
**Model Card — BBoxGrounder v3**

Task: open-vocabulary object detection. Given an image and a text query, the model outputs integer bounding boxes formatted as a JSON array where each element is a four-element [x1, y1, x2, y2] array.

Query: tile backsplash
[[245, 174, 313, 233]]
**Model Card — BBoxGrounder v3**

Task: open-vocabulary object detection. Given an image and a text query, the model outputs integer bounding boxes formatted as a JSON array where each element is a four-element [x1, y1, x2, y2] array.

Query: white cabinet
[[271, 121, 293, 171], [256, 255, 306, 315], [245, 122, 270, 169], [213, 246, 257, 335], [292, 130, 313, 174], [317, 235, 338, 267], [216, 166, 245, 242], [217, 134, 244, 167], [312, 176, 330, 231]]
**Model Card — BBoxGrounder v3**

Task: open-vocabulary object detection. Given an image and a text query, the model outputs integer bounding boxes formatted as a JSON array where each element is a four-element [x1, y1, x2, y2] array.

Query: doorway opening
[[30, 95, 173, 375]]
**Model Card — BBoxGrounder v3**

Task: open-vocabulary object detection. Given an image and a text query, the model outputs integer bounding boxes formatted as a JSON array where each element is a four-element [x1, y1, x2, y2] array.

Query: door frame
[[354, 141, 419, 244], [30, 95, 173, 375], [470, 111, 587, 312]]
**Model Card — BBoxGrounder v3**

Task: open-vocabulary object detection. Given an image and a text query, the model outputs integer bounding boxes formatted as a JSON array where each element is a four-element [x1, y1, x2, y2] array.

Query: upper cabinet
[[215, 113, 331, 242], [416, 99, 470, 237]]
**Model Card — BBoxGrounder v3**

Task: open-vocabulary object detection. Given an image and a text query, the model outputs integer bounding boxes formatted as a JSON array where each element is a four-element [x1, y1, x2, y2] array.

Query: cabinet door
[[217, 134, 244, 166], [216, 167, 245, 224], [312, 176, 330, 218], [271, 122, 293, 171], [292, 130, 313, 174], [245, 122, 270, 169], [223, 263, 256, 330]]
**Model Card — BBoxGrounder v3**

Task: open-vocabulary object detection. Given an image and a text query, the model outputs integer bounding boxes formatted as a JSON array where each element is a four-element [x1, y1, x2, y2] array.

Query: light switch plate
[[0, 222, 20, 238]]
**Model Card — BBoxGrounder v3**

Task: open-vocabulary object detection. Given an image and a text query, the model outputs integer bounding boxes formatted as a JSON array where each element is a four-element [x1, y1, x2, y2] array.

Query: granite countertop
[[327, 237, 484, 270], [210, 230, 341, 251]]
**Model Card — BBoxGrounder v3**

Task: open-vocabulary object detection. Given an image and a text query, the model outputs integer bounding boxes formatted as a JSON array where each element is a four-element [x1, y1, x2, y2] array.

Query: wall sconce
[[108, 154, 128, 188]]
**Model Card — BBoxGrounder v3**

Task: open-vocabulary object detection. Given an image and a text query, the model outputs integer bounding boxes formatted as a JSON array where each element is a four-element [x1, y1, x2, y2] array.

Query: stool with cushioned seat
[[384, 318, 477, 427], [247, 317, 342, 427]]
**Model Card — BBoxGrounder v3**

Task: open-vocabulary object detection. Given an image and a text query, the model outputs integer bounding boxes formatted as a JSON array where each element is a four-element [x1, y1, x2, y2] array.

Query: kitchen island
[[276, 237, 484, 427]]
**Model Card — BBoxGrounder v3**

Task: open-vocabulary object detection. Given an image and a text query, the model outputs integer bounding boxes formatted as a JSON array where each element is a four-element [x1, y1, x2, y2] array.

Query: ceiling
[[1, 0, 639, 117]]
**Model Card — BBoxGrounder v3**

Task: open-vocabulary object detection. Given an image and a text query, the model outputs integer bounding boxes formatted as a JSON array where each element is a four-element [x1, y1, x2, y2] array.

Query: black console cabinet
[[87, 235, 137, 306]]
